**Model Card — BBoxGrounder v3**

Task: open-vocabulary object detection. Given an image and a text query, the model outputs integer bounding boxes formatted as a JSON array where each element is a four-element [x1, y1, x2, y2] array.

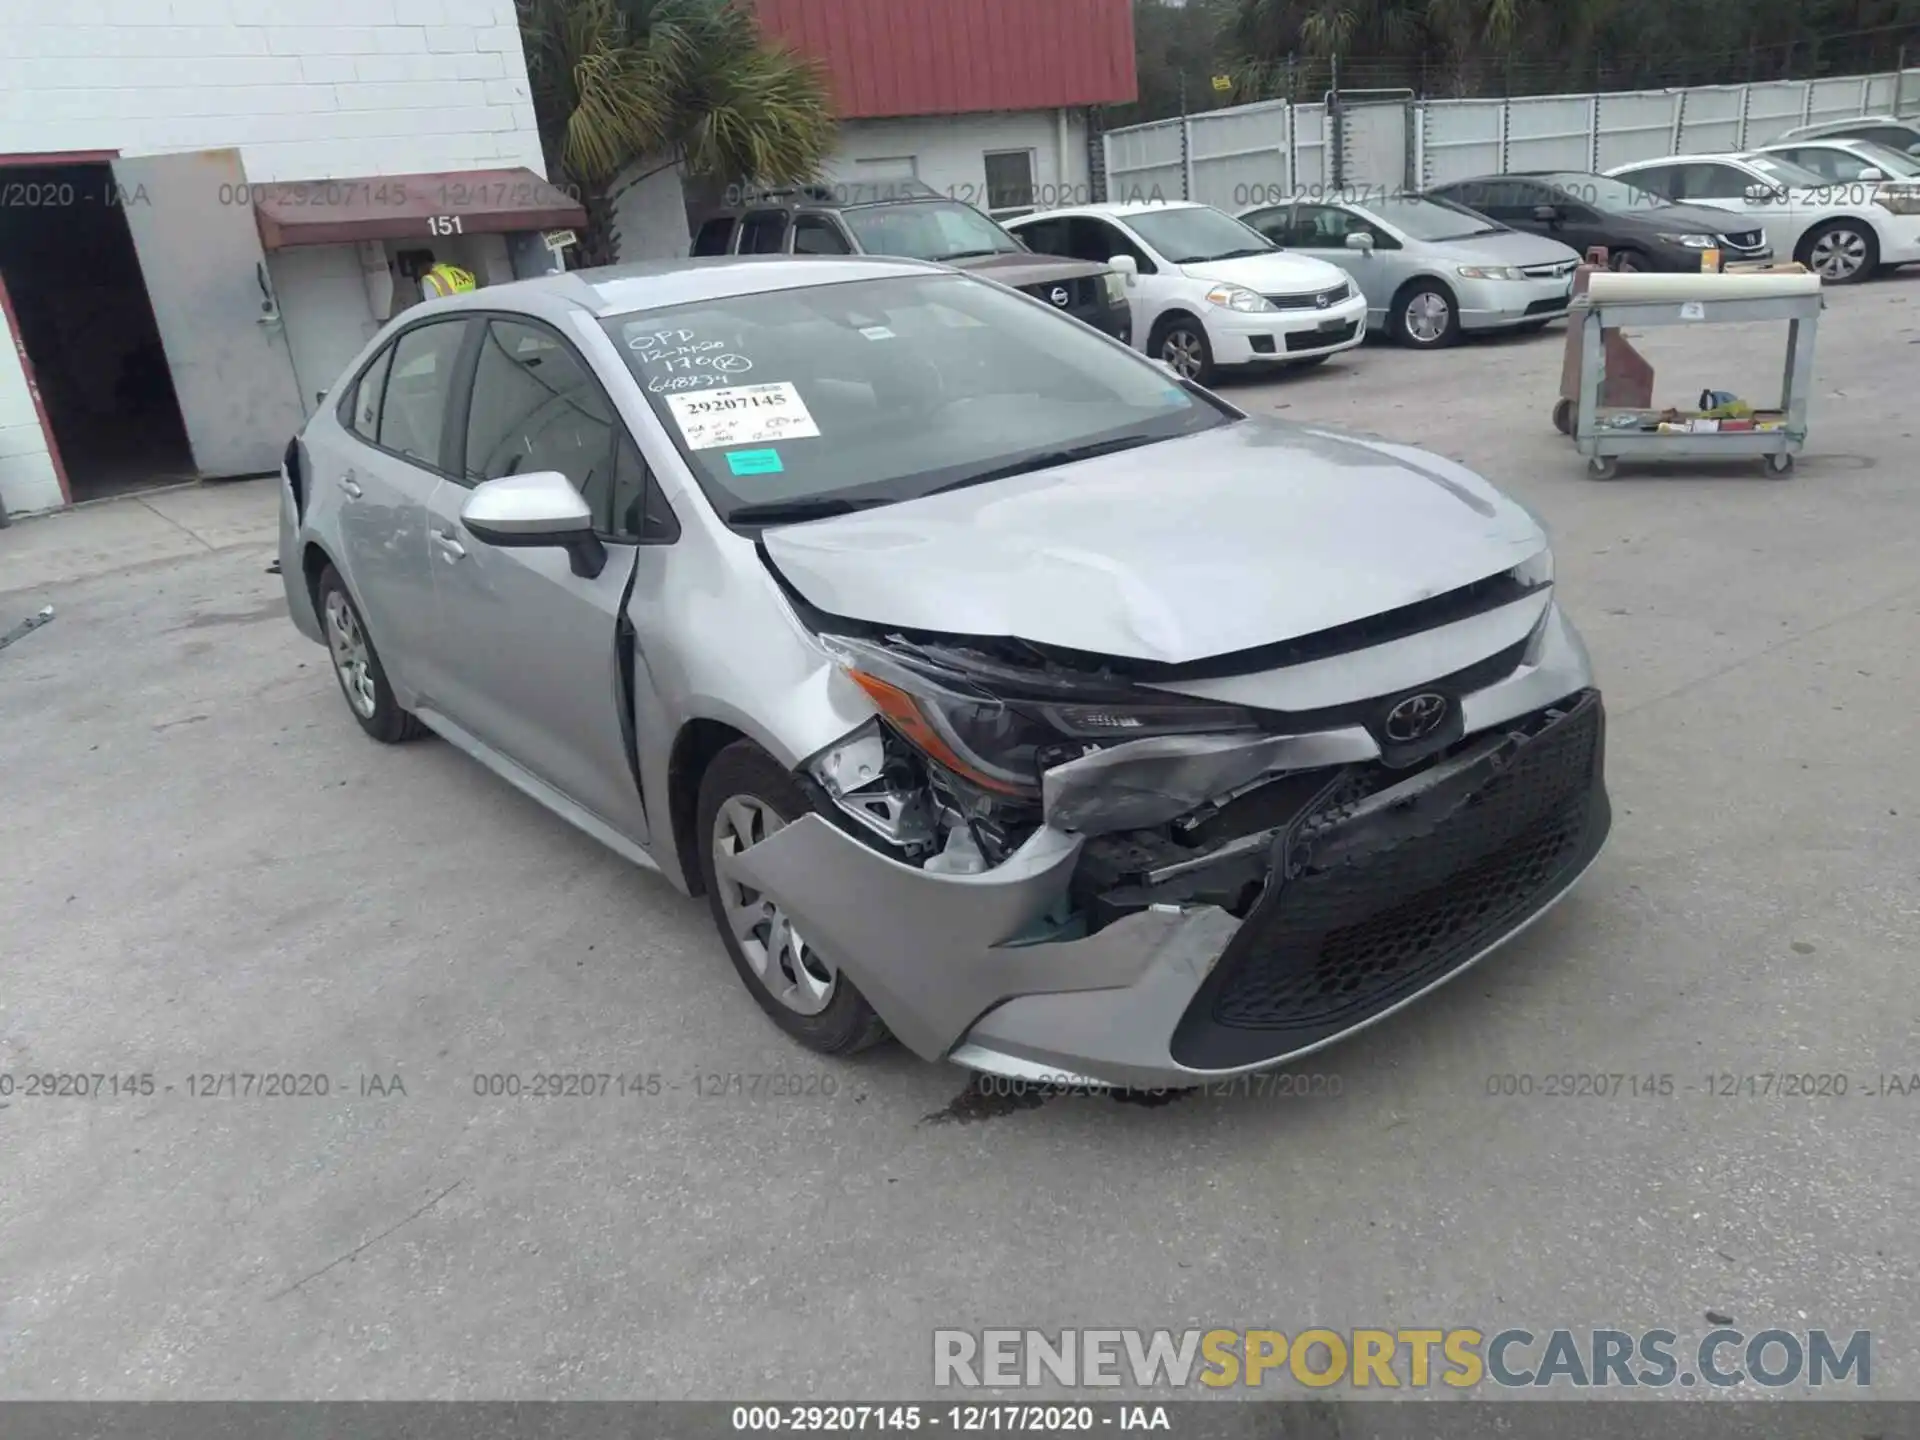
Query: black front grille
[[1520, 261, 1576, 279], [1285, 320, 1359, 352], [1266, 282, 1351, 310], [1523, 295, 1569, 316], [1722, 230, 1765, 250], [1169, 692, 1608, 1068]]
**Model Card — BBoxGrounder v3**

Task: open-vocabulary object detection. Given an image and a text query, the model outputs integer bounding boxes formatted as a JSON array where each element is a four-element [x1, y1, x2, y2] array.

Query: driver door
[[420, 316, 652, 843]]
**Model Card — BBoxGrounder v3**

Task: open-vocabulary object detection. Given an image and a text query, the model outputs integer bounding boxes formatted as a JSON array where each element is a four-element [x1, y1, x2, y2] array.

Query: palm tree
[[517, 0, 837, 267]]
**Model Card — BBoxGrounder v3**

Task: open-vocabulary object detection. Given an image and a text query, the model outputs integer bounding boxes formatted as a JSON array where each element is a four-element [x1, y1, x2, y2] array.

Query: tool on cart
[[1553, 247, 1654, 437], [1559, 264, 1821, 480]]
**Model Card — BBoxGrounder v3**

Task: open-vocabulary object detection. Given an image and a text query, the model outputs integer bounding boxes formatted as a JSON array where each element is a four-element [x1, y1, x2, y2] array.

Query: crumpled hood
[[760, 419, 1548, 665]]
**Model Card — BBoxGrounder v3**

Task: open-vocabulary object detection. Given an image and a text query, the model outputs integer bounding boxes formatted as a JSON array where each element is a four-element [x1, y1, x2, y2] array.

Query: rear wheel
[[1798, 220, 1877, 284], [1609, 248, 1649, 273], [1149, 314, 1215, 386], [696, 741, 891, 1056], [316, 565, 425, 744]]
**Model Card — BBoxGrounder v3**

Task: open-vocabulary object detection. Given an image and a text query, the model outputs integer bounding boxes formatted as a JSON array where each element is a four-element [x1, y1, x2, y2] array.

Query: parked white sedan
[[1606, 150, 1920, 282], [1005, 202, 1368, 385]]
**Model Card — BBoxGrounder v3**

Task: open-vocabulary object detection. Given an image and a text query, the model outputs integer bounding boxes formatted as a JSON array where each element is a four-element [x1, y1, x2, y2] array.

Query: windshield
[[1366, 194, 1506, 240], [605, 273, 1229, 523], [1538, 173, 1671, 211], [1743, 154, 1828, 187], [1125, 206, 1275, 263], [1833, 140, 1920, 177], [840, 201, 1023, 261]]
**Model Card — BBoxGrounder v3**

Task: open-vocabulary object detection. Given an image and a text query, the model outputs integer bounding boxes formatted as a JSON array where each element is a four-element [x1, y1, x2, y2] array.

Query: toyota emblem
[[1383, 692, 1449, 743], [1050, 286, 1070, 307]]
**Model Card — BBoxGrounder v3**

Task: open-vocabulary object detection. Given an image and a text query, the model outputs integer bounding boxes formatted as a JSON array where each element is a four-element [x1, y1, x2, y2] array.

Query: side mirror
[[1109, 253, 1139, 287], [1531, 203, 1560, 223], [1344, 231, 1375, 253], [460, 471, 607, 579], [1743, 183, 1781, 202], [1856, 167, 1884, 182]]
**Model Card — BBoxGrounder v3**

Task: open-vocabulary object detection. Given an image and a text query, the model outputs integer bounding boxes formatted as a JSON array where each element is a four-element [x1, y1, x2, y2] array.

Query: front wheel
[[696, 741, 891, 1056], [1149, 315, 1216, 386], [1393, 282, 1461, 348], [1609, 248, 1649, 273], [1799, 220, 1877, 284]]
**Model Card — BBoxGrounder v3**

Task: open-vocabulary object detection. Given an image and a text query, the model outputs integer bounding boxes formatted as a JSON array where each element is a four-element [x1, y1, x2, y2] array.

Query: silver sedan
[[1239, 194, 1583, 347], [279, 253, 1608, 1090]]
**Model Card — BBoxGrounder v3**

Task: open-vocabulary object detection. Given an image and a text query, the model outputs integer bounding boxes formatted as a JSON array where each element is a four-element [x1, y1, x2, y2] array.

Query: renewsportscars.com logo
[[933, 1328, 1873, 1391]]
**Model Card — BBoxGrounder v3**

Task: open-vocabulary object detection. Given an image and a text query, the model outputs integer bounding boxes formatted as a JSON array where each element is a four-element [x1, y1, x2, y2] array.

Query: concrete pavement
[[2, 283, 1917, 1402]]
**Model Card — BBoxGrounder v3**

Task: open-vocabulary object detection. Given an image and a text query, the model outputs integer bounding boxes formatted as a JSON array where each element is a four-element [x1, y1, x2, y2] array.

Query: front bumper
[[1457, 275, 1575, 331], [1211, 294, 1369, 364], [732, 604, 1612, 1091]]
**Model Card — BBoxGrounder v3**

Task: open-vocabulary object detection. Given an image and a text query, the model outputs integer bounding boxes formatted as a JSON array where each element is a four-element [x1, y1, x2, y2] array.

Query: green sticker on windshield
[[727, 448, 784, 475]]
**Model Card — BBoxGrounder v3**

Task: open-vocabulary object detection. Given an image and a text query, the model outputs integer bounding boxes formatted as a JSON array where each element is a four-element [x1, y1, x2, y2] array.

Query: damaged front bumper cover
[[733, 683, 1612, 1092]]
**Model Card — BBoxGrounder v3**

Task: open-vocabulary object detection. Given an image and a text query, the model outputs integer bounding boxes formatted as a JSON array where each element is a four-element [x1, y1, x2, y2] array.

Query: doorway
[[0, 160, 196, 502]]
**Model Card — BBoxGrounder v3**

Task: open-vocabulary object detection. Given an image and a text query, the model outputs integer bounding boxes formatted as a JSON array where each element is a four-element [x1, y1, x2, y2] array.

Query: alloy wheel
[[710, 795, 836, 1016], [1160, 328, 1206, 379], [1808, 227, 1869, 281], [325, 590, 377, 719], [1404, 291, 1451, 343]]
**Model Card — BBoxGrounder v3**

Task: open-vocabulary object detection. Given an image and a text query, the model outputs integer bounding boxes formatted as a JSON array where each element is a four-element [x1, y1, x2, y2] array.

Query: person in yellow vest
[[420, 260, 476, 300]]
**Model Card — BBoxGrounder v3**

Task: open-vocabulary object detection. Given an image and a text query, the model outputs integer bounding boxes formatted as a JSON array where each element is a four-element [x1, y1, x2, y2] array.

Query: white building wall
[[822, 110, 1093, 214], [0, 0, 549, 516]]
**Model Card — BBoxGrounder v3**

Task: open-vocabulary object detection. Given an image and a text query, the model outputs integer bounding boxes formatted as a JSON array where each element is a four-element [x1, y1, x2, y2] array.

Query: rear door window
[[738, 210, 791, 254], [377, 320, 469, 470]]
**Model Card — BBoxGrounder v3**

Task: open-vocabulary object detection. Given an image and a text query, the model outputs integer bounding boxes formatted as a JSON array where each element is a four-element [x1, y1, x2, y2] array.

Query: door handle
[[338, 474, 363, 499], [432, 529, 466, 561]]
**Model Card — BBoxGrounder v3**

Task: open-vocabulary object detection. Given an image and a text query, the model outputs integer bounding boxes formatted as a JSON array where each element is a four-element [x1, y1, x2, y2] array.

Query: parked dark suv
[[691, 181, 1132, 344]]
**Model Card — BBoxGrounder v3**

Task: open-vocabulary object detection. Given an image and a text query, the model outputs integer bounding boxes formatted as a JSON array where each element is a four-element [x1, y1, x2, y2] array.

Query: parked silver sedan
[[1238, 194, 1582, 347], [279, 254, 1610, 1091]]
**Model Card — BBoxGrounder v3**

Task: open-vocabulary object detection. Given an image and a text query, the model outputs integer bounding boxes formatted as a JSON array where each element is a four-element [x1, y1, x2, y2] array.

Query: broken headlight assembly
[[818, 634, 1259, 800], [805, 634, 1262, 873]]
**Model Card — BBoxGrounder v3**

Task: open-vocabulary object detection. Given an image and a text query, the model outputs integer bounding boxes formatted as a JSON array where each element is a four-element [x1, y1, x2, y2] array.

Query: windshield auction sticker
[[666, 382, 820, 450]]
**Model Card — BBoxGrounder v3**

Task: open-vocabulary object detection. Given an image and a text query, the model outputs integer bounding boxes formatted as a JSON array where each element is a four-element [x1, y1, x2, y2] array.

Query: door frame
[[0, 149, 122, 509]]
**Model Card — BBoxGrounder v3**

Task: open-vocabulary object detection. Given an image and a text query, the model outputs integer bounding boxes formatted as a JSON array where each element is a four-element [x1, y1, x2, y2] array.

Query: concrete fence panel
[[1419, 98, 1504, 184], [1506, 95, 1596, 173]]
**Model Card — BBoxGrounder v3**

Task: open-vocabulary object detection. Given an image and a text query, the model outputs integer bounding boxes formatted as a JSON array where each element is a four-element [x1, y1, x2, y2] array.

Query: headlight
[[1456, 264, 1524, 280], [1875, 189, 1920, 215], [1101, 270, 1129, 304], [1656, 232, 1717, 248], [1204, 284, 1274, 312], [1510, 546, 1554, 589], [821, 635, 1258, 798]]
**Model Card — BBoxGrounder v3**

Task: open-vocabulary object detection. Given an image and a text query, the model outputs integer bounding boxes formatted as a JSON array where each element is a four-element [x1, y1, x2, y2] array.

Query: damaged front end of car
[[725, 611, 1611, 1091]]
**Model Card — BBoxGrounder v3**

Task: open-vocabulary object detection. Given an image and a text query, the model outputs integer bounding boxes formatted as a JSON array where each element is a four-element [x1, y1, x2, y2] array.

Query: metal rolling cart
[[1563, 266, 1823, 480]]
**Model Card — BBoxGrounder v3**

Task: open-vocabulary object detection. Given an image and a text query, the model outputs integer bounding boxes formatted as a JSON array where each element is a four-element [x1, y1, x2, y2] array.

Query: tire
[[1587, 456, 1619, 480], [316, 564, 426, 744], [1797, 220, 1878, 284], [695, 740, 891, 1056], [1552, 397, 1574, 436], [1391, 280, 1461, 348], [1608, 248, 1649, 273], [1765, 452, 1795, 477], [1148, 313, 1215, 386]]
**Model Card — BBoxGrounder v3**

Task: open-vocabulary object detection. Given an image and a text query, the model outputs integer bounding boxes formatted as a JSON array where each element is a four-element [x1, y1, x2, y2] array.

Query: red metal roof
[[754, 0, 1137, 119]]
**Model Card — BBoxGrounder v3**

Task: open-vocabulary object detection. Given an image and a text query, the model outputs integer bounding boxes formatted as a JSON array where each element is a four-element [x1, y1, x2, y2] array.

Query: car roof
[[1009, 200, 1209, 221], [1789, 115, 1916, 132], [425, 254, 948, 319]]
